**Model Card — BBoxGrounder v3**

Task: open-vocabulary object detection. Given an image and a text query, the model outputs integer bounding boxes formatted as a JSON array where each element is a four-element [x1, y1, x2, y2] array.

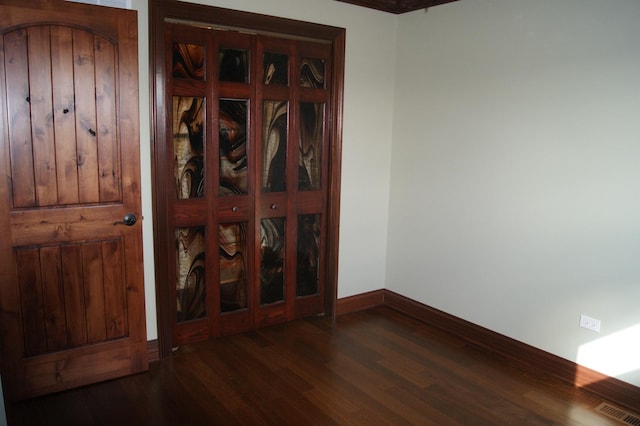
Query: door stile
[[205, 30, 218, 339], [117, 15, 147, 364], [286, 40, 302, 322], [0, 34, 22, 392]]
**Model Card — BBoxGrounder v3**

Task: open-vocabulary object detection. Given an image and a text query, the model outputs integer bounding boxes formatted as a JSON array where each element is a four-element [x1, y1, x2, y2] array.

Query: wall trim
[[147, 339, 160, 363], [336, 289, 640, 412], [335, 289, 385, 315]]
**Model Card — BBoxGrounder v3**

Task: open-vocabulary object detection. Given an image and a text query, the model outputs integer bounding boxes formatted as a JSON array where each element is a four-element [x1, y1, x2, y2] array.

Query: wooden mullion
[[247, 33, 259, 330], [253, 34, 265, 325], [281, 39, 297, 322], [208, 30, 220, 336]]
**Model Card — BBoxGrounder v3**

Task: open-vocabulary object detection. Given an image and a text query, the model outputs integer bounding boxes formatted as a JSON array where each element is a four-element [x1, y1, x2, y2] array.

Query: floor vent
[[596, 402, 640, 426]]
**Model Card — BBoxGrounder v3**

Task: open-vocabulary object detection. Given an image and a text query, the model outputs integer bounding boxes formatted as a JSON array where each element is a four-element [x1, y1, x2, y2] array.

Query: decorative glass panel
[[260, 218, 286, 305], [262, 101, 288, 192], [176, 226, 206, 323], [219, 222, 248, 312], [297, 214, 320, 297], [263, 52, 288, 85], [219, 100, 248, 196], [300, 57, 325, 88], [219, 48, 248, 83], [172, 43, 205, 80], [299, 102, 323, 191], [174, 97, 205, 199]]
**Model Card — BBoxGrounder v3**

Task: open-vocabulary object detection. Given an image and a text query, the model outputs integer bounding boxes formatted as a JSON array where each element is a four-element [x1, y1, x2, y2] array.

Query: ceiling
[[335, 0, 459, 14]]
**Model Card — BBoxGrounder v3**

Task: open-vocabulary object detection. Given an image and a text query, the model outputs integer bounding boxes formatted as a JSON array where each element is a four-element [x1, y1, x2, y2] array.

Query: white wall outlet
[[579, 314, 601, 333]]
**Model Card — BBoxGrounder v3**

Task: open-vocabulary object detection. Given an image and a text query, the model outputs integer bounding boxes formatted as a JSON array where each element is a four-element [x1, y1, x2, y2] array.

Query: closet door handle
[[270, 204, 278, 210]]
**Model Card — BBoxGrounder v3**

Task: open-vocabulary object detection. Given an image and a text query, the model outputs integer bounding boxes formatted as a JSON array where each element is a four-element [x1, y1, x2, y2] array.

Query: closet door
[[257, 37, 331, 325], [166, 23, 331, 345], [167, 24, 212, 344], [214, 30, 255, 335]]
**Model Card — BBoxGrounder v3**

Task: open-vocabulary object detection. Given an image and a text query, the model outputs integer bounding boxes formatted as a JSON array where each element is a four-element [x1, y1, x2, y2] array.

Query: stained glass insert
[[262, 101, 288, 192], [174, 97, 205, 199], [297, 214, 320, 297], [176, 226, 206, 323], [263, 52, 288, 85], [299, 102, 324, 191], [173, 43, 205, 80], [219, 222, 248, 312], [219, 100, 248, 196], [260, 218, 286, 305], [300, 57, 325, 88], [219, 48, 248, 83]]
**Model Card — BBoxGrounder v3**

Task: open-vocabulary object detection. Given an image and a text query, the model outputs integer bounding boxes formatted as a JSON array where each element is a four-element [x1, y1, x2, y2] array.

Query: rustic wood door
[[0, 0, 147, 400]]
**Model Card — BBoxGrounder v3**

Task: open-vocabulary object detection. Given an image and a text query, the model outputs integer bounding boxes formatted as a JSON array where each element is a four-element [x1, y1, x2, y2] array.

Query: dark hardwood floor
[[7, 307, 625, 425]]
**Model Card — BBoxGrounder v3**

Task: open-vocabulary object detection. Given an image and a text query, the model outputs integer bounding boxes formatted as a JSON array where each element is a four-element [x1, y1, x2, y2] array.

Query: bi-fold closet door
[[166, 23, 331, 344]]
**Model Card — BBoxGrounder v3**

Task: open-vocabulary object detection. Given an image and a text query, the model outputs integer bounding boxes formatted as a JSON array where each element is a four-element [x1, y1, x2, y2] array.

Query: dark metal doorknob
[[115, 213, 137, 226]]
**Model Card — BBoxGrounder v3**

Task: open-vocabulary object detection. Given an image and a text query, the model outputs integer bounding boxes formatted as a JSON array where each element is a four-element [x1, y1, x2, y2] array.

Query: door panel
[[0, 0, 147, 400]]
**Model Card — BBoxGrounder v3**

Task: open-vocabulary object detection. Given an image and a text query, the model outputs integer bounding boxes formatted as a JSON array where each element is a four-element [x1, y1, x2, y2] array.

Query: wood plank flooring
[[7, 307, 624, 425]]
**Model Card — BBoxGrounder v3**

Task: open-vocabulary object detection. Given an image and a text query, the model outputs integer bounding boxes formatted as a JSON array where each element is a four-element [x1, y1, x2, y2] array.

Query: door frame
[[150, 0, 344, 359]]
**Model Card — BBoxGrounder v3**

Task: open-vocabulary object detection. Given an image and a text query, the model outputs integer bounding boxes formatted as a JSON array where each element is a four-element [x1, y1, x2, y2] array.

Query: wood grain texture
[[50, 25, 80, 205], [39, 246, 67, 352], [28, 26, 58, 206], [382, 289, 640, 414], [73, 28, 100, 203], [7, 307, 624, 425], [61, 244, 89, 347], [4, 29, 36, 207], [0, 0, 147, 401]]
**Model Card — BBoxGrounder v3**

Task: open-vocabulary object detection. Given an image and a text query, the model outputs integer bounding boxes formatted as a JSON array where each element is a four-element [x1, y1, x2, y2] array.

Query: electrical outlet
[[579, 314, 601, 333]]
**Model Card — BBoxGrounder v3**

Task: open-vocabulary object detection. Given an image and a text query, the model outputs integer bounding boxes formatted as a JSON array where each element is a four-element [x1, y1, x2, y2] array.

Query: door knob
[[115, 213, 137, 226]]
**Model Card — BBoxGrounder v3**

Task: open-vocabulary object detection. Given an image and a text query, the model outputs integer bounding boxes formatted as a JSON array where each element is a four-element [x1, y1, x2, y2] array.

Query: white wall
[[387, 0, 640, 386], [130, 0, 640, 388], [131, 0, 398, 339]]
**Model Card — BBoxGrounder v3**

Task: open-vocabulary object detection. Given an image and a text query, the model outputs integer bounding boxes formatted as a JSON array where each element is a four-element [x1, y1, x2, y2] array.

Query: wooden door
[[0, 0, 147, 400], [166, 24, 331, 345], [151, 2, 344, 354]]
